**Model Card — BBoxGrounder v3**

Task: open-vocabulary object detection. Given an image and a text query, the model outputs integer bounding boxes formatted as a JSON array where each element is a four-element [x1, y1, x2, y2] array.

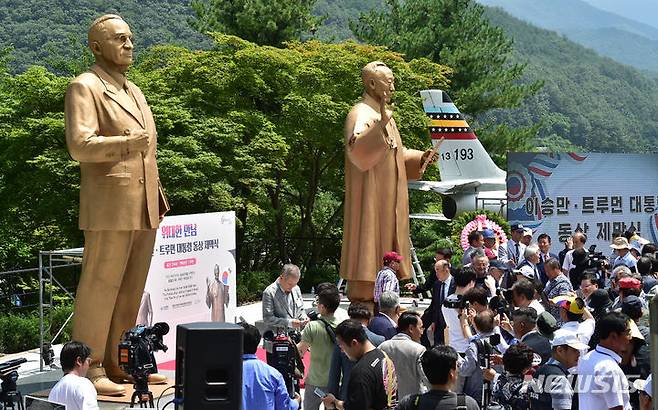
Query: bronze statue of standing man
[[65, 14, 168, 396], [340, 61, 437, 303]]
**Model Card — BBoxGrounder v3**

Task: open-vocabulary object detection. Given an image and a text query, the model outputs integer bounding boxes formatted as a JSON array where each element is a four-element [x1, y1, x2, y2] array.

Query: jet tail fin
[[420, 90, 505, 181]]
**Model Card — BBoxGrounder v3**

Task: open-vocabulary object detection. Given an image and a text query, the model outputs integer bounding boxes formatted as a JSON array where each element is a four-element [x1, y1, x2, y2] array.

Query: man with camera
[[529, 329, 587, 410], [241, 323, 301, 410], [441, 268, 477, 354], [553, 295, 595, 346], [297, 285, 342, 410], [459, 309, 507, 407], [48, 341, 99, 410]]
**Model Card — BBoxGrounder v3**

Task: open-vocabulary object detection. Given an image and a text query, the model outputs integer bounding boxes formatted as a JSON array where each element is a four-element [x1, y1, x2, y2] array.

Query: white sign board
[[140, 212, 237, 364], [507, 153, 658, 250]]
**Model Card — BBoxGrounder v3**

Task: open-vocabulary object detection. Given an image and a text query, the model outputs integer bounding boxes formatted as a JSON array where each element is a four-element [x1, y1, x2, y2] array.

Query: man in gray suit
[[262, 264, 308, 333], [378, 311, 429, 400]]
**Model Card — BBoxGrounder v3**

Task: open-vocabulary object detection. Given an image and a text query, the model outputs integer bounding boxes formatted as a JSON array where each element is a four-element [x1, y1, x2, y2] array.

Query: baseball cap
[[510, 223, 524, 232], [610, 237, 631, 250], [489, 259, 510, 272], [620, 295, 643, 318], [588, 289, 612, 311], [383, 251, 403, 263], [551, 329, 589, 350], [630, 240, 643, 255], [482, 229, 496, 239], [628, 318, 645, 342], [551, 295, 586, 315], [523, 228, 533, 237], [537, 311, 559, 339], [619, 277, 641, 290]]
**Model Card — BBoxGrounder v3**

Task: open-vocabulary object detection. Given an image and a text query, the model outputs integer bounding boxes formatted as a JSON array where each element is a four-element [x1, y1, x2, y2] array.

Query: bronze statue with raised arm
[[340, 61, 438, 304], [65, 14, 168, 396]]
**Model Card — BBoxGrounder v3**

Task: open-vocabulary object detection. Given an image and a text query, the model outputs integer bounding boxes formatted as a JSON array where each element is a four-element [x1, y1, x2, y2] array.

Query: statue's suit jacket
[[65, 64, 161, 231]]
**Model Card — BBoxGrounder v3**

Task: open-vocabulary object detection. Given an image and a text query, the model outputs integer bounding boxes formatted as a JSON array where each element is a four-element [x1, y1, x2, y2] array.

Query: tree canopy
[[190, 0, 321, 46], [0, 37, 449, 277]]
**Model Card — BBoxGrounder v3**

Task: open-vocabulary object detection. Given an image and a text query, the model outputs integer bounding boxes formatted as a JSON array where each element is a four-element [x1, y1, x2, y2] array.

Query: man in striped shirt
[[374, 251, 403, 305]]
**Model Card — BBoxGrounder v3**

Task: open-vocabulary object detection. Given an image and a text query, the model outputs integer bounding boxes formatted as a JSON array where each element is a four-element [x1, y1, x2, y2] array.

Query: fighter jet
[[409, 89, 507, 220]]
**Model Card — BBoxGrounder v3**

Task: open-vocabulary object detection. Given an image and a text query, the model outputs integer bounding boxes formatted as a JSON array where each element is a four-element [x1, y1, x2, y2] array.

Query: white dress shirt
[[577, 345, 631, 410]]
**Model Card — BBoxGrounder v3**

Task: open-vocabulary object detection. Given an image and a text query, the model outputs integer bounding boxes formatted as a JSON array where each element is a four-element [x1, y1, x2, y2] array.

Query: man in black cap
[[588, 288, 613, 320], [621, 295, 649, 342], [505, 224, 526, 268]]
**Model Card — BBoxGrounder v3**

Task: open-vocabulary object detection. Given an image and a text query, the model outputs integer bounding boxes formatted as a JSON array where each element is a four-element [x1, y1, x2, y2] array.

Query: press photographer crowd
[[248, 225, 658, 410]]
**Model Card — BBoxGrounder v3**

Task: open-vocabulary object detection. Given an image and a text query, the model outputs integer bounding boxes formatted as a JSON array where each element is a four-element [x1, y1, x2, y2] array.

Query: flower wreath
[[459, 214, 508, 251]]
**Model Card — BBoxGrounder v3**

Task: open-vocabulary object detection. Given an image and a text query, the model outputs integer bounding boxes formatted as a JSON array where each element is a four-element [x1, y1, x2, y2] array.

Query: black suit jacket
[[432, 276, 456, 344], [521, 331, 552, 365]]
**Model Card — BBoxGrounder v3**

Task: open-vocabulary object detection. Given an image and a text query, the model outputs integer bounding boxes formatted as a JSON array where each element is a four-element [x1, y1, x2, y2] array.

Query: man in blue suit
[[368, 291, 400, 340], [537, 233, 558, 285]]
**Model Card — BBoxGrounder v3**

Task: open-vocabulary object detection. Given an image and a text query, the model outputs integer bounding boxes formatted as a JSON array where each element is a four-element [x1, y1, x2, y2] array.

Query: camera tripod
[[0, 371, 24, 410], [130, 374, 154, 408]]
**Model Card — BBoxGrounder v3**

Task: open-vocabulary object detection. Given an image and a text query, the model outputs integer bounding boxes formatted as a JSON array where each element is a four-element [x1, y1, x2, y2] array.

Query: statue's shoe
[[88, 367, 126, 396], [108, 370, 168, 385]]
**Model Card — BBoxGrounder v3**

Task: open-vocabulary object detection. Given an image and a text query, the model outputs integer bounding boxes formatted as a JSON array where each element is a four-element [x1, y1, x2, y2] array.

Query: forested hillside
[[478, 0, 658, 73], [482, 7, 658, 152], [0, 0, 211, 73]]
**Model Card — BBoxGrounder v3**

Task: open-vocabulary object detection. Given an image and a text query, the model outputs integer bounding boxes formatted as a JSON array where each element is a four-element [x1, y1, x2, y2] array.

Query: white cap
[[550, 329, 589, 351], [523, 228, 533, 237]]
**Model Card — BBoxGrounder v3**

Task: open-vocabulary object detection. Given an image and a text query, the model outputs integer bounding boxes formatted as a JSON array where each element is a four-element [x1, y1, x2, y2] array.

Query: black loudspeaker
[[175, 322, 243, 409]]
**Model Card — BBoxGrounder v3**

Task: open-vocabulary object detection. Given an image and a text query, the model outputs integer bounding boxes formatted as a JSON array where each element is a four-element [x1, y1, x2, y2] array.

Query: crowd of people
[[250, 225, 657, 409]]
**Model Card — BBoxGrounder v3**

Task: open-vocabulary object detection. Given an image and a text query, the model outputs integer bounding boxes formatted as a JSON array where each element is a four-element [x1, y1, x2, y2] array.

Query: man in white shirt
[[442, 269, 476, 354], [578, 311, 632, 410], [562, 232, 587, 273], [49, 341, 99, 410], [552, 295, 596, 346]]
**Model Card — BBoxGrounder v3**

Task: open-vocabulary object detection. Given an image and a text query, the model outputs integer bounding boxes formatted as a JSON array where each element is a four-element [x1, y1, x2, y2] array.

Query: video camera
[[263, 328, 304, 397], [489, 289, 512, 318], [584, 245, 607, 271], [118, 322, 169, 407], [443, 294, 463, 309], [0, 357, 27, 410]]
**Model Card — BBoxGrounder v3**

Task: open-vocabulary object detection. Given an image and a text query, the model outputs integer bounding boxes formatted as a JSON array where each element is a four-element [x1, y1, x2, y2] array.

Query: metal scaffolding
[[38, 247, 83, 371]]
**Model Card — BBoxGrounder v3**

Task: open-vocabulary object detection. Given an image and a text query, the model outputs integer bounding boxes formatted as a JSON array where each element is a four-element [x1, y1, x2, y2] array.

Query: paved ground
[[9, 294, 429, 409]]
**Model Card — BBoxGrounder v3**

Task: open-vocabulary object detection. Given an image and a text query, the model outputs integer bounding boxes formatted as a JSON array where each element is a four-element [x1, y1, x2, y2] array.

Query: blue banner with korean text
[[507, 153, 658, 249]]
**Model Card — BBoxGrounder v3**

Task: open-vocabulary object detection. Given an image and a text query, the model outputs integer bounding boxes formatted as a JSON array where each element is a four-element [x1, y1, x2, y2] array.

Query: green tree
[[353, 0, 543, 159], [190, 0, 321, 46], [0, 36, 449, 284]]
